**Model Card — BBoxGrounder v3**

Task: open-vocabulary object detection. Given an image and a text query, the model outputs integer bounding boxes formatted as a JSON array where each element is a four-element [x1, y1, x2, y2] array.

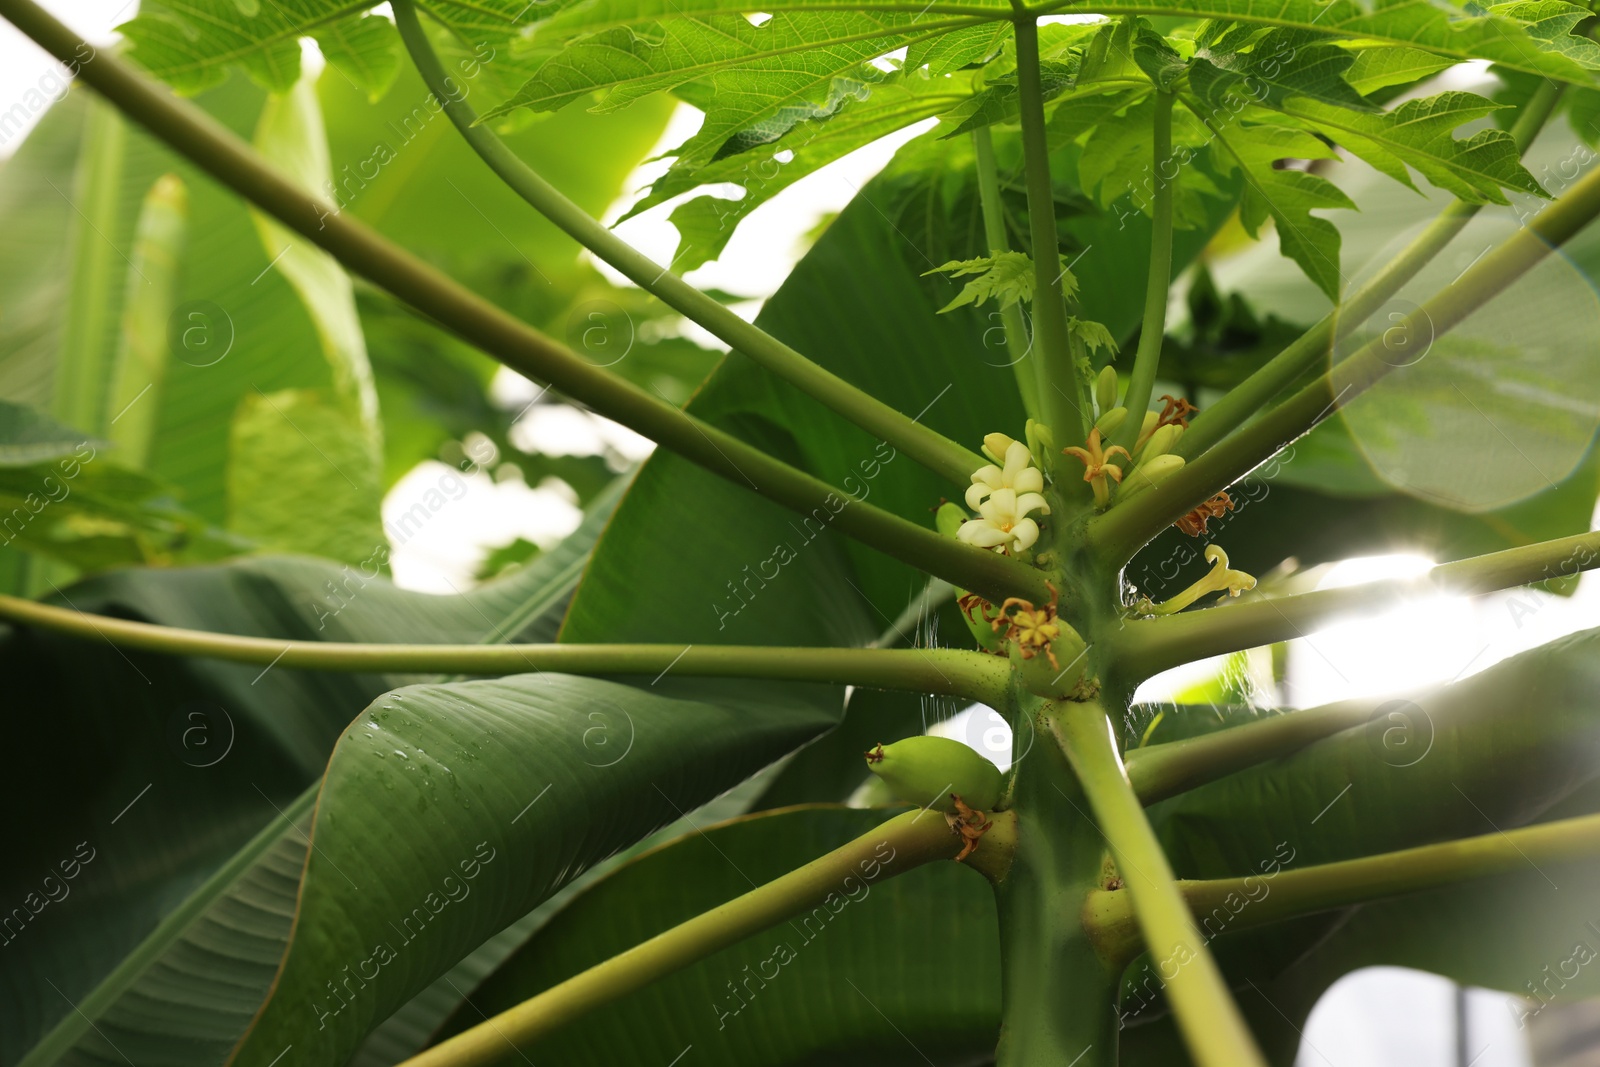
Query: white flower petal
[[1011, 518, 1040, 551], [971, 528, 1014, 548], [971, 464, 1003, 487], [983, 433, 1016, 463], [964, 483, 990, 511], [1014, 467, 1044, 494], [1014, 492, 1049, 518], [986, 488, 1018, 517], [1003, 440, 1032, 480]]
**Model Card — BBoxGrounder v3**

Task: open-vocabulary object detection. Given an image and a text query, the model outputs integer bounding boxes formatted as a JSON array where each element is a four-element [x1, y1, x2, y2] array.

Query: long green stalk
[[1115, 530, 1600, 679], [1013, 15, 1092, 442], [1085, 812, 1600, 965], [1109, 91, 1176, 458], [0, 593, 1012, 704], [0, 0, 1047, 604], [1173, 79, 1564, 460], [1088, 147, 1600, 562], [972, 125, 1040, 416], [396, 809, 970, 1067], [390, 0, 984, 485], [1049, 701, 1267, 1067], [1124, 695, 1379, 805], [996, 699, 1122, 1066]]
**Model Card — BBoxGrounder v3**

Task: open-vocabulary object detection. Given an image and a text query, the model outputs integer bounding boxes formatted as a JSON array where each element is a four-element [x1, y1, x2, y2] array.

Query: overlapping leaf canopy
[[118, 0, 1599, 295]]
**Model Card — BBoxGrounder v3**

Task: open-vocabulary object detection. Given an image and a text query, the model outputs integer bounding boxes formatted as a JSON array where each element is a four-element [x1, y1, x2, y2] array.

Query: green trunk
[[994, 695, 1121, 1066]]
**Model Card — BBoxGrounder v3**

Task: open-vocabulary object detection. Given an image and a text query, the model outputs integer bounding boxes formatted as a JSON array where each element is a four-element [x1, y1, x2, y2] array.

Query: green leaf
[[224, 673, 838, 1067], [1206, 119, 1354, 300], [1075, 17, 1147, 87], [1277, 91, 1545, 203], [312, 13, 403, 101], [0, 400, 103, 467], [347, 768, 790, 1066], [1080, 95, 1227, 228], [120, 0, 310, 95], [312, 54, 681, 482], [485, 12, 967, 117], [1129, 628, 1600, 1057], [532, 0, 1600, 85], [119, 0, 539, 100], [936, 59, 1081, 138], [923, 250, 1067, 312], [1069, 317, 1119, 358], [106, 173, 189, 469], [0, 74, 393, 528], [51, 100, 127, 440], [905, 20, 1009, 76], [1492, 0, 1600, 69], [1131, 22, 1188, 91], [1341, 45, 1456, 96], [5, 487, 626, 1067], [754, 686, 943, 807], [654, 69, 973, 270], [1190, 27, 1378, 112], [568, 136, 1036, 658], [230, 75, 385, 564], [0, 400, 244, 573], [433, 806, 1001, 1064], [1047, 87, 1145, 149], [225, 388, 385, 564], [250, 74, 380, 444]]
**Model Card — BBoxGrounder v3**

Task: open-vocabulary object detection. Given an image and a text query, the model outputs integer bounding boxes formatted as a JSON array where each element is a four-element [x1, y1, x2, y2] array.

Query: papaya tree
[[3, 0, 1600, 1063]]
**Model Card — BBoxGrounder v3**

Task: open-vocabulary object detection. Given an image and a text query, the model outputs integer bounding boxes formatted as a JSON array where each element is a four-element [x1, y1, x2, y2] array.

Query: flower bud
[[1025, 419, 1055, 469], [1140, 423, 1184, 462], [1094, 406, 1128, 437], [864, 736, 1003, 812], [982, 433, 1017, 464], [1095, 366, 1119, 414], [1120, 453, 1185, 497]]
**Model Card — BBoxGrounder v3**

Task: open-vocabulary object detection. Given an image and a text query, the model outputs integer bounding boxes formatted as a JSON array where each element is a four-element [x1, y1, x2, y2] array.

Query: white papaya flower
[[966, 440, 1048, 511], [957, 488, 1048, 554]]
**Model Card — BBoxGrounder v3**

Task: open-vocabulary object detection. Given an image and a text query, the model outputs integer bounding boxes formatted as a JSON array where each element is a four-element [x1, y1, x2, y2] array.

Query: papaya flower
[[1137, 544, 1257, 615], [966, 439, 1048, 511], [1063, 428, 1132, 507], [957, 487, 1048, 554]]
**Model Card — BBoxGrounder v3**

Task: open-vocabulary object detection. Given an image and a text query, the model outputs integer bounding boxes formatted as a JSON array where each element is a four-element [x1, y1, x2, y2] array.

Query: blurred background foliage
[[0, 28, 721, 595]]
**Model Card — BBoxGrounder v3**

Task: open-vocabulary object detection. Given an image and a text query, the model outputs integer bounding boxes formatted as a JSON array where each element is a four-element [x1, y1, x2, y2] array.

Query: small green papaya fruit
[[1010, 620, 1089, 698], [935, 500, 967, 539], [864, 736, 1004, 812]]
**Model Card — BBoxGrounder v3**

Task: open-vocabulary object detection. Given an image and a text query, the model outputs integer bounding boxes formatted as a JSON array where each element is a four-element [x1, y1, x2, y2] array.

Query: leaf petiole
[[390, 0, 986, 486]]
